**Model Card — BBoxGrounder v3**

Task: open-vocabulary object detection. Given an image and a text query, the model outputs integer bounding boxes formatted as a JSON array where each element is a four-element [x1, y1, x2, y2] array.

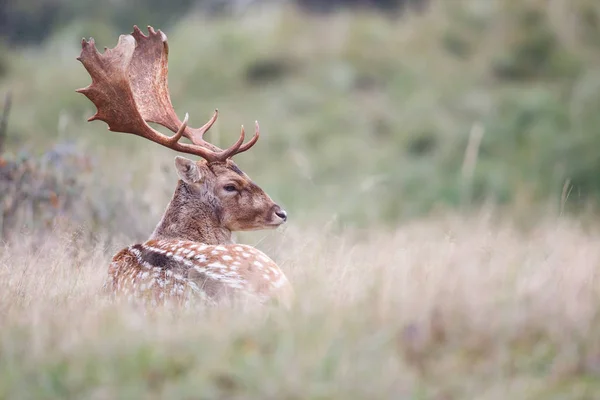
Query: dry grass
[[1, 212, 600, 399]]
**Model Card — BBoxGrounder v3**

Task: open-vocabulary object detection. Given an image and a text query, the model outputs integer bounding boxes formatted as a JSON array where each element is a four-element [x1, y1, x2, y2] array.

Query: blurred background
[[1, 0, 599, 242]]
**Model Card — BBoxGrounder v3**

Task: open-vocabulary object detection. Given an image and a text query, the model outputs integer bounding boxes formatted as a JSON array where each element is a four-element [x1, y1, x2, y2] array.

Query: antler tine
[[167, 113, 189, 145], [189, 120, 260, 162], [174, 118, 260, 162], [220, 125, 248, 160], [182, 109, 220, 151], [236, 121, 260, 155], [197, 109, 219, 136]]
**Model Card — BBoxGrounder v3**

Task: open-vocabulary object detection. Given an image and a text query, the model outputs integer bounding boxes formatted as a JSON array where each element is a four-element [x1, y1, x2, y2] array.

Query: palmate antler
[[76, 26, 259, 162]]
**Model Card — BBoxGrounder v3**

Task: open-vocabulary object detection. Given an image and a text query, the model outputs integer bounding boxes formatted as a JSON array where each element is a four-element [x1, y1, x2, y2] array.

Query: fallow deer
[[76, 26, 293, 307]]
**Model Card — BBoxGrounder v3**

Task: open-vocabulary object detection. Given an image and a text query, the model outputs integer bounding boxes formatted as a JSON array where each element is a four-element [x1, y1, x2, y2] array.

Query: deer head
[[76, 26, 287, 244], [171, 154, 287, 232]]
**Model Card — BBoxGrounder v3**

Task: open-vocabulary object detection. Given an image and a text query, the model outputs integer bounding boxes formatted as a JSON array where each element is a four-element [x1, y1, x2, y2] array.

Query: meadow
[[3, 213, 600, 398], [1, 0, 600, 398]]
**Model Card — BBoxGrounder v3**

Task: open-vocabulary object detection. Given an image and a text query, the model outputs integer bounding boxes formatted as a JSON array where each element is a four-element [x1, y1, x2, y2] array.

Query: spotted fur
[[76, 25, 292, 309], [103, 158, 293, 308], [106, 240, 293, 307]]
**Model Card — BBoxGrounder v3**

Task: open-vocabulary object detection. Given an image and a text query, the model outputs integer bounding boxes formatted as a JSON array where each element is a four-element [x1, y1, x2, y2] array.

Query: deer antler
[[76, 25, 259, 162]]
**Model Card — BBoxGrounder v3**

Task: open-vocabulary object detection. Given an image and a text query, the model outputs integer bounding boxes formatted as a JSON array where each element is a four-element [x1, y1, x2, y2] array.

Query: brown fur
[[107, 240, 293, 307], [76, 25, 291, 307], [149, 159, 286, 245], [107, 158, 292, 307]]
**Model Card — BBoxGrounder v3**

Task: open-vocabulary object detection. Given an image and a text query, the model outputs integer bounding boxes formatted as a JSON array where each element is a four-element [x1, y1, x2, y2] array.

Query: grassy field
[[1, 0, 600, 398], [2, 213, 600, 398]]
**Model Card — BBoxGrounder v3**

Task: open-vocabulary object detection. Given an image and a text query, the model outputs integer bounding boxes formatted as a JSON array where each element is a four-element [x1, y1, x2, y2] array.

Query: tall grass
[[1, 213, 600, 398], [1, 0, 600, 227]]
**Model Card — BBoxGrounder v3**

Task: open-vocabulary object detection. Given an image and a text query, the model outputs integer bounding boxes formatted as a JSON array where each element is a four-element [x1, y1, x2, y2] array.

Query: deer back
[[107, 240, 294, 307]]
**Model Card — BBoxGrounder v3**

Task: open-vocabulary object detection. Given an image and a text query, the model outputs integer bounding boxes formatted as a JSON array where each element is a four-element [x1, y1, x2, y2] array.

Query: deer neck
[[149, 181, 233, 245]]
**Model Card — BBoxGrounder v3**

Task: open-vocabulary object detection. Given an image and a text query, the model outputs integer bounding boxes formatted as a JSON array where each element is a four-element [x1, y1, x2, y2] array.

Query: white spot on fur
[[222, 255, 233, 261], [273, 274, 289, 289], [227, 282, 244, 289], [208, 262, 226, 270], [141, 261, 153, 270]]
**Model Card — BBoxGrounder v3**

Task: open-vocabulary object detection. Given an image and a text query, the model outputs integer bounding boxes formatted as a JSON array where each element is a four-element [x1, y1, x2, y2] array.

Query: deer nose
[[275, 209, 288, 222]]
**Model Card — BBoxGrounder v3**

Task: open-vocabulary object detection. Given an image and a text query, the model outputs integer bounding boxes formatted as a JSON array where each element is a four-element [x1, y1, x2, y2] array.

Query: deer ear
[[175, 156, 202, 184]]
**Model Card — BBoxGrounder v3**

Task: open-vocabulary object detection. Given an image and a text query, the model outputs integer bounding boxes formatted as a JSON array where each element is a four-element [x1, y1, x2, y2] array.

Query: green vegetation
[[1, 0, 599, 232]]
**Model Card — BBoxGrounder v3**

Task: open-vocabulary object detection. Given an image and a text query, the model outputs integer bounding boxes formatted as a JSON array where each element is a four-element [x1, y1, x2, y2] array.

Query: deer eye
[[224, 184, 237, 192]]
